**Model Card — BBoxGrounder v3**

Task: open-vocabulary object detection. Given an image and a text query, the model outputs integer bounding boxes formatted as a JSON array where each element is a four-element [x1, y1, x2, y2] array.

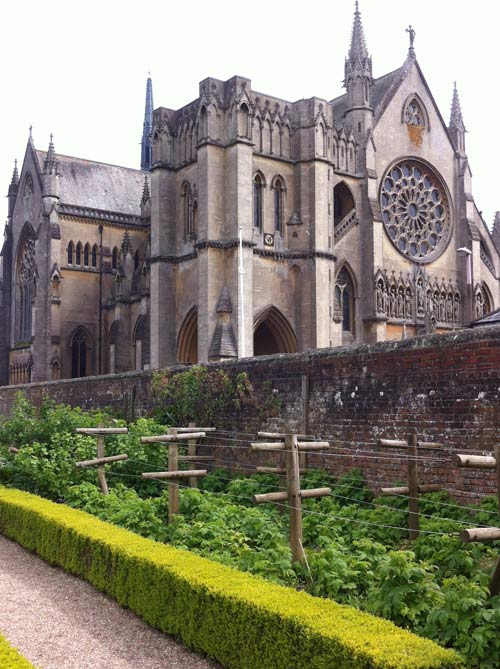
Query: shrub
[[0, 486, 463, 669], [0, 633, 34, 668]]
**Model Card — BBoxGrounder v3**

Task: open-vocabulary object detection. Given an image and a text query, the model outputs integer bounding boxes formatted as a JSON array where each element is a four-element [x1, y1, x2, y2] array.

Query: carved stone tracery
[[380, 161, 451, 263], [374, 268, 461, 325]]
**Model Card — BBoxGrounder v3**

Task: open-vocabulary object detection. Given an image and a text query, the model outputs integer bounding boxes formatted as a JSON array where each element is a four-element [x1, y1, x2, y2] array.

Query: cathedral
[[1, 2, 499, 386]]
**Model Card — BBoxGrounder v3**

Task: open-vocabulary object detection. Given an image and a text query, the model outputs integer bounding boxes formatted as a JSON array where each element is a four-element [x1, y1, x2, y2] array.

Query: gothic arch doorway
[[178, 307, 198, 364], [253, 306, 297, 356]]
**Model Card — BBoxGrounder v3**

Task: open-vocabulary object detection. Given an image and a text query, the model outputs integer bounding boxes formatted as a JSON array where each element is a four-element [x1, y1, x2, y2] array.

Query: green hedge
[[0, 486, 463, 669], [0, 633, 34, 668]]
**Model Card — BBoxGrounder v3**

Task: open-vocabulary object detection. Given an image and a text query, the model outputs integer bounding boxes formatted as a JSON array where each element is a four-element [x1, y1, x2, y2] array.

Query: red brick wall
[[1, 325, 499, 500]]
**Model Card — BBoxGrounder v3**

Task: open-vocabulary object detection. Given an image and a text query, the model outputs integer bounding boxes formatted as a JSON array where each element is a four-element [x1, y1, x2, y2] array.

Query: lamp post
[[457, 247, 472, 324]]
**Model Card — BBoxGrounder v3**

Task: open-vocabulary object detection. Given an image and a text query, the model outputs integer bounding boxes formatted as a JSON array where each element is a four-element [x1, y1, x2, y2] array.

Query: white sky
[[1, 0, 499, 227]]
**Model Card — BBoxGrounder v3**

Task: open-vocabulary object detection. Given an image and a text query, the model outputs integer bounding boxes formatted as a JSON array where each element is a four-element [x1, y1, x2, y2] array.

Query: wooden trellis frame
[[75, 426, 129, 495], [455, 445, 500, 596], [378, 429, 444, 540], [140, 427, 211, 521], [251, 432, 332, 564]]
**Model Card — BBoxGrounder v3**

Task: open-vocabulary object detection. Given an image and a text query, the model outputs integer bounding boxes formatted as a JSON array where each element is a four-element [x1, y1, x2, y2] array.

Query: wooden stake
[[188, 421, 198, 488], [286, 433, 303, 564], [96, 428, 108, 495], [454, 454, 496, 468], [490, 558, 500, 597], [460, 527, 500, 542], [408, 429, 419, 540], [76, 454, 128, 467], [168, 428, 179, 519]]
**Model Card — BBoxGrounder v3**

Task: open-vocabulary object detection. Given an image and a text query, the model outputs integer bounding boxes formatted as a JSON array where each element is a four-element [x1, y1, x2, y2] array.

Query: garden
[[0, 391, 499, 669]]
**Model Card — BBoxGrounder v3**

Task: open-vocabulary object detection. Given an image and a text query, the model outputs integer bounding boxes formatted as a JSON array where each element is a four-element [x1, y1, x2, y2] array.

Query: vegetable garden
[[0, 395, 499, 668]]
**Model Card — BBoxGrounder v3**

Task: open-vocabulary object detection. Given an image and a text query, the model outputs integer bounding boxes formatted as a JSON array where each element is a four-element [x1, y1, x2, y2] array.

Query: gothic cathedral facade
[[1, 3, 499, 386]]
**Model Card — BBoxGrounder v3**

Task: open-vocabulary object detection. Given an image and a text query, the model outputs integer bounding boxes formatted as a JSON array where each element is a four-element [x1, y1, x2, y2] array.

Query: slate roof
[[470, 308, 500, 326], [36, 151, 145, 216], [331, 67, 403, 126]]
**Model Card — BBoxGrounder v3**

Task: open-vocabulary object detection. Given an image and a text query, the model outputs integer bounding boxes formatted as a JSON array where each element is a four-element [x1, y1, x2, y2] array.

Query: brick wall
[[1, 325, 500, 500]]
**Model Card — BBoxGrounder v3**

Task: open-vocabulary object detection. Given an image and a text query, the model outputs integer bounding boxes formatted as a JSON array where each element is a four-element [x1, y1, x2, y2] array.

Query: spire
[[10, 160, 19, 187], [141, 175, 150, 206], [121, 230, 133, 257], [7, 159, 19, 217], [344, 1, 373, 133], [141, 75, 154, 171], [43, 134, 58, 175], [449, 82, 466, 155], [449, 82, 465, 130], [348, 1, 369, 63], [140, 175, 151, 218]]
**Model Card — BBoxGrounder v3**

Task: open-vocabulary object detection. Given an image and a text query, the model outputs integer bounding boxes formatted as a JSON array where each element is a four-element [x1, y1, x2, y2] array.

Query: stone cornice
[[58, 204, 149, 229], [150, 240, 335, 264]]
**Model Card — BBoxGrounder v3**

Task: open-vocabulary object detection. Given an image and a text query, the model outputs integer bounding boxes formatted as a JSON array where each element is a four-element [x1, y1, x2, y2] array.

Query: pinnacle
[[141, 176, 151, 206], [44, 134, 58, 175], [11, 159, 19, 186], [348, 0, 369, 62], [121, 230, 133, 257], [450, 81, 465, 129], [494, 212, 500, 232], [216, 286, 233, 313]]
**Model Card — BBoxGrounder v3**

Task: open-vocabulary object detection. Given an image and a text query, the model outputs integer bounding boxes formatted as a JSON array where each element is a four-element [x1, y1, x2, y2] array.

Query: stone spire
[[141, 75, 154, 171], [344, 1, 373, 135], [449, 82, 466, 155], [42, 134, 59, 203], [43, 134, 58, 175], [208, 286, 237, 360], [7, 159, 19, 218], [348, 0, 369, 63], [141, 175, 151, 217], [121, 229, 133, 257]]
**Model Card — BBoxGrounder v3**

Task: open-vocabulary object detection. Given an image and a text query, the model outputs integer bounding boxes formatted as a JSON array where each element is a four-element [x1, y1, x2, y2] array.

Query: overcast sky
[[2, 0, 499, 227]]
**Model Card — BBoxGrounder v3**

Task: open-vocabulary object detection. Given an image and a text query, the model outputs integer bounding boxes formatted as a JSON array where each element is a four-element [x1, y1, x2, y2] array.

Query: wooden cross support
[[378, 430, 444, 540], [75, 426, 129, 495], [455, 445, 500, 596], [140, 427, 209, 521], [251, 433, 331, 563]]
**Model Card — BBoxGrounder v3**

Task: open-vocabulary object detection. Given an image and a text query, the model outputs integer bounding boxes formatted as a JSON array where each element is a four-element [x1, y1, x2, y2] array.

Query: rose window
[[380, 161, 451, 262]]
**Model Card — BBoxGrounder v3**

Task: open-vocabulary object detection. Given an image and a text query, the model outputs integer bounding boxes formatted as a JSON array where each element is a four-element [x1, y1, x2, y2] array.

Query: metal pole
[[238, 225, 245, 358]]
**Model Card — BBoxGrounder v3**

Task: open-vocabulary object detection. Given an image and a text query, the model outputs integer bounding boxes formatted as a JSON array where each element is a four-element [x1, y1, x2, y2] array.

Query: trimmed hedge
[[0, 634, 34, 668], [0, 486, 463, 669]]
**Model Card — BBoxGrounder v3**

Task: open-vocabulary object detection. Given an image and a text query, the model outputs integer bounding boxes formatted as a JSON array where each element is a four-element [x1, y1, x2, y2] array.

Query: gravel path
[[0, 536, 219, 669]]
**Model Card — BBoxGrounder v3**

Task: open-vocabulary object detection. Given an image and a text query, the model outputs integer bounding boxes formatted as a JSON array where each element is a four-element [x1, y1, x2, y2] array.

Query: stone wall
[[1, 325, 499, 500]]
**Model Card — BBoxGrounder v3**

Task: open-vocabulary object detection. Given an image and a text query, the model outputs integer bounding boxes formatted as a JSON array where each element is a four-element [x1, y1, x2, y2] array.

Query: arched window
[[273, 177, 285, 235], [181, 182, 192, 241], [75, 242, 82, 266], [83, 243, 90, 267], [334, 182, 355, 227], [112, 247, 118, 270], [335, 267, 356, 335], [71, 329, 87, 378], [404, 98, 425, 127], [16, 227, 36, 343], [67, 241, 74, 265], [91, 244, 98, 268], [134, 250, 140, 270], [253, 174, 263, 231]]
